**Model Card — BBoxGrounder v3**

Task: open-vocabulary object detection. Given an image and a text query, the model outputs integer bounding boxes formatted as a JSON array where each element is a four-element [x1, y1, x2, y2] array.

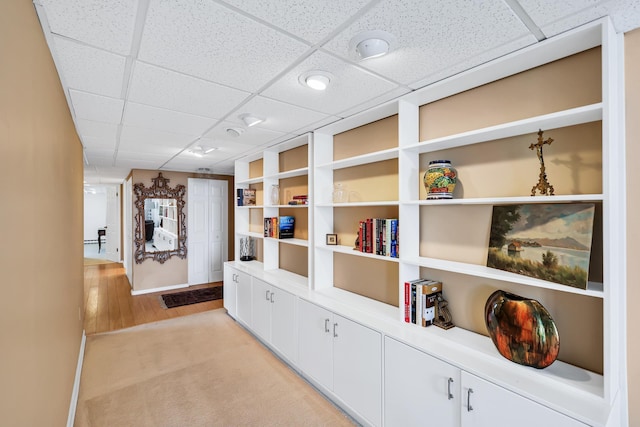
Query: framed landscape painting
[[487, 203, 595, 289]]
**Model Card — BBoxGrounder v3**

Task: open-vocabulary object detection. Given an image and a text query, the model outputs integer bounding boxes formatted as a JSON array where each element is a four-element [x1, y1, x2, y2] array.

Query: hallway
[[83, 262, 223, 335]]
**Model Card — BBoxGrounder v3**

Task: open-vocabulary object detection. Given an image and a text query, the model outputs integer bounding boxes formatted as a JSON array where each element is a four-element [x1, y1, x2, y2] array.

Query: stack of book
[[356, 218, 398, 258], [236, 188, 256, 206], [287, 194, 308, 205], [264, 216, 295, 239], [404, 279, 443, 327]]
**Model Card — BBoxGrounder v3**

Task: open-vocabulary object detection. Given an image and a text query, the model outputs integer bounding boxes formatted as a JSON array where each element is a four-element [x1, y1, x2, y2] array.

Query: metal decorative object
[[433, 294, 455, 330], [530, 129, 555, 196], [133, 173, 187, 264]]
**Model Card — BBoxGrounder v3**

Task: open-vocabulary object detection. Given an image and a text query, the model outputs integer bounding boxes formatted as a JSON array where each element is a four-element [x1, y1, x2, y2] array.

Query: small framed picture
[[326, 234, 337, 245]]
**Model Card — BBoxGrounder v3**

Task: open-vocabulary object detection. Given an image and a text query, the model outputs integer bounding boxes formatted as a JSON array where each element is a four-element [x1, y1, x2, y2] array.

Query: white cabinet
[[384, 337, 460, 426], [385, 337, 586, 427], [234, 268, 252, 327], [298, 299, 382, 427], [460, 372, 586, 427], [223, 264, 238, 319], [251, 278, 297, 363]]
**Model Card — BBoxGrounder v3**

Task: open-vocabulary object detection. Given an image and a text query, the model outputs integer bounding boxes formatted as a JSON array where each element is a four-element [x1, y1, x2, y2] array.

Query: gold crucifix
[[530, 129, 555, 196]]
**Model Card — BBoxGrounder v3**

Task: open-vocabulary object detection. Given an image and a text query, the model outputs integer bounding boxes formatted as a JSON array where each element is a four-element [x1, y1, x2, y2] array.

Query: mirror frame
[[133, 173, 187, 264]]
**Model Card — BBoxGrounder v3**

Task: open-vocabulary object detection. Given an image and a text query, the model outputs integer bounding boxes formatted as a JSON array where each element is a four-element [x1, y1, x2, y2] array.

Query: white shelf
[[266, 237, 309, 247], [276, 204, 309, 208], [316, 147, 399, 170], [236, 204, 264, 209], [316, 201, 398, 208], [236, 176, 264, 185], [237, 231, 264, 239], [318, 244, 400, 262], [404, 256, 604, 298], [405, 103, 602, 154], [265, 166, 309, 180], [403, 194, 603, 205]]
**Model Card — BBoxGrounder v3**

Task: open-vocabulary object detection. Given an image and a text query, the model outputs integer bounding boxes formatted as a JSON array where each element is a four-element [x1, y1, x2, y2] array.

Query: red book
[[404, 281, 410, 323], [366, 218, 373, 253]]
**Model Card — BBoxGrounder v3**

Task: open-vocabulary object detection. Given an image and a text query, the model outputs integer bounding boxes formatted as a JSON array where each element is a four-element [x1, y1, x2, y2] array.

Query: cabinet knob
[[467, 388, 474, 412], [447, 377, 454, 400], [324, 318, 330, 333]]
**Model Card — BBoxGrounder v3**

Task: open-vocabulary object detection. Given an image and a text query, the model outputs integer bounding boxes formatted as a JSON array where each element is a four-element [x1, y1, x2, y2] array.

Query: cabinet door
[[333, 314, 382, 427], [461, 372, 586, 427], [222, 265, 237, 318], [235, 270, 252, 327], [298, 299, 333, 390], [384, 337, 460, 427], [251, 278, 271, 342], [270, 287, 297, 363]]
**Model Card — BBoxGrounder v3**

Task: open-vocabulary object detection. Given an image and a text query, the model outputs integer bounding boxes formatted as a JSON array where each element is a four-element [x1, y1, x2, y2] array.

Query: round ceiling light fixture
[[349, 30, 395, 60], [238, 113, 264, 127], [298, 70, 333, 91], [226, 127, 244, 137]]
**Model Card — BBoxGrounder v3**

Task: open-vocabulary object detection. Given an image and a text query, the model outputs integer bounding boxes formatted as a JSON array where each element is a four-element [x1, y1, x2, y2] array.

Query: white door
[[384, 337, 460, 427], [298, 299, 334, 390], [188, 178, 210, 285], [105, 186, 120, 262], [333, 314, 382, 427], [251, 279, 271, 342], [208, 179, 227, 282], [223, 264, 237, 318], [270, 287, 297, 363], [188, 179, 228, 285]]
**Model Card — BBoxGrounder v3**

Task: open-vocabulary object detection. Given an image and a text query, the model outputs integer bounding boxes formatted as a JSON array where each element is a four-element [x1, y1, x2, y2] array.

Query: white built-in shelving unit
[[227, 18, 626, 427]]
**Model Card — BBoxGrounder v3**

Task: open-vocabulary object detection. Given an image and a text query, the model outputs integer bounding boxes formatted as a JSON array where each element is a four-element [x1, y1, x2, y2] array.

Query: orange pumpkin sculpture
[[485, 290, 560, 369]]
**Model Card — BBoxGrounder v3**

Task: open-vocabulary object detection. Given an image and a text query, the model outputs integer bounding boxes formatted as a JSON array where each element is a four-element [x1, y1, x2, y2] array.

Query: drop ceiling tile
[[234, 96, 332, 133], [114, 157, 167, 170], [128, 62, 251, 118], [119, 125, 194, 150], [40, 0, 138, 55], [69, 90, 124, 124], [261, 50, 399, 115], [84, 148, 115, 167], [81, 135, 117, 150], [222, 0, 370, 44], [290, 115, 342, 134], [519, 0, 640, 36], [122, 102, 216, 136], [138, 0, 310, 92], [322, 0, 532, 86], [204, 121, 288, 146], [76, 119, 119, 140], [52, 36, 126, 97]]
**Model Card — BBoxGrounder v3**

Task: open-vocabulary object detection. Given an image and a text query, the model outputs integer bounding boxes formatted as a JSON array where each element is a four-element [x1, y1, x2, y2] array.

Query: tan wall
[[625, 28, 640, 427], [0, 2, 84, 425], [131, 170, 234, 292]]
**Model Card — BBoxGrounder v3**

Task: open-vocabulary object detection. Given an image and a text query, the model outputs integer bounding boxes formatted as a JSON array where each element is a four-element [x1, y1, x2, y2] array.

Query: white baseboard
[[130, 283, 188, 296], [67, 330, 86, 427]]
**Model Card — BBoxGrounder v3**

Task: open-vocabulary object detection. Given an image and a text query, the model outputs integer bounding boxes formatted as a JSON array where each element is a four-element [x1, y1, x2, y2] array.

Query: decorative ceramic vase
[[424, 160, 457, 199], [484, 290, 560, 369], [270, 184, 280, 205], [332, 183, 348, 203]]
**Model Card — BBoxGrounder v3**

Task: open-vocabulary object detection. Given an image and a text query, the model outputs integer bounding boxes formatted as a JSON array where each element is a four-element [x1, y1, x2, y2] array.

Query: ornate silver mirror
[[133, 173, 187, 264]]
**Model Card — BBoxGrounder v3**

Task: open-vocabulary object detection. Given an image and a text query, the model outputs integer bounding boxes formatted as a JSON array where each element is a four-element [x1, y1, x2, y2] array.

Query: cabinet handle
[[333, 323, 338, 338], [265, 290, 270, 301], [270, 292, 274, 303], [324, 318, 330, 333], [447, 377, 454, 400], [467, 388, 474, 412]]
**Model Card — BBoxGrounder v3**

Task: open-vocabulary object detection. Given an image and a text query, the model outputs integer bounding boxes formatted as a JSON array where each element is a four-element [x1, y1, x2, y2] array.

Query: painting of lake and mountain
[[487, 203, 595, 289]]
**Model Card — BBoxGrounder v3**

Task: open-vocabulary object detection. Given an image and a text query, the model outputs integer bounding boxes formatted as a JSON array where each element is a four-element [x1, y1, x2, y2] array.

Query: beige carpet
[[74, 309, 356, 427]]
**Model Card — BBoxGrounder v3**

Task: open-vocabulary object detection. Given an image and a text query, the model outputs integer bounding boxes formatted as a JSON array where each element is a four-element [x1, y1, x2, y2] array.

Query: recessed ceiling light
[[349, 30, 395, 60], [298, 70, 333, 91], [238, 113, 264, 127], [226, 127, 244, 137]]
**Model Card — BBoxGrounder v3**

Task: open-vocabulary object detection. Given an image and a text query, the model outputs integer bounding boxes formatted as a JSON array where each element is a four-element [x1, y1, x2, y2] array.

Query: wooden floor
[[83, 261, 223, 335]]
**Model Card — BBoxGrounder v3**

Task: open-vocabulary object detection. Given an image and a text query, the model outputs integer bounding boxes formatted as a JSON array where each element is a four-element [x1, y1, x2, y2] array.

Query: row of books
[[404, 279, 443, 327], [356, 218, 398, 258], [288, 195, 308, 205], [237, 188, 256, 206], [264, 216, 295, 239]]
